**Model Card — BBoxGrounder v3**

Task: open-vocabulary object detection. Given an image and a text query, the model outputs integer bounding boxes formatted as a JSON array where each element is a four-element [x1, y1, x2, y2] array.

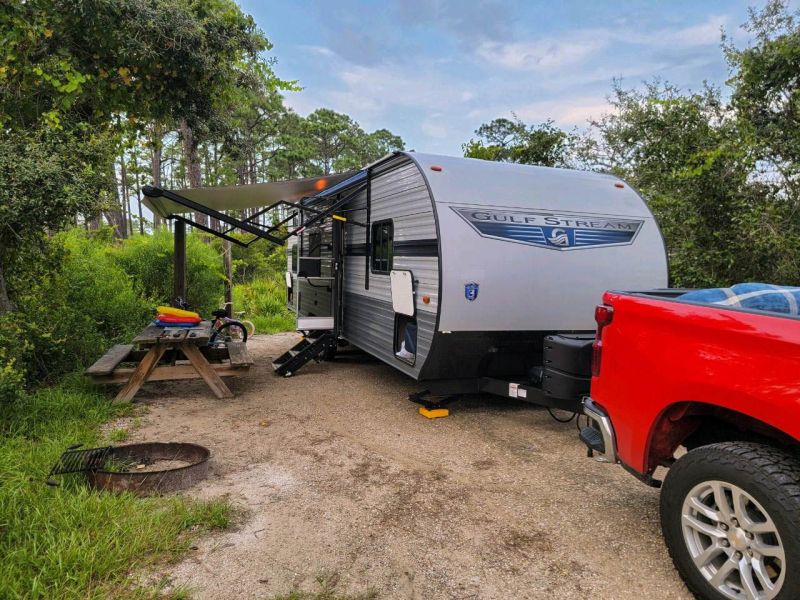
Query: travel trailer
[[144, 151, 668, 410]]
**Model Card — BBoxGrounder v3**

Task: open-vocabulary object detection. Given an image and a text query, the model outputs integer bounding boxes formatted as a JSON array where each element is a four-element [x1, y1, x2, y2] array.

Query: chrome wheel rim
[[681, 480, 785, 600]]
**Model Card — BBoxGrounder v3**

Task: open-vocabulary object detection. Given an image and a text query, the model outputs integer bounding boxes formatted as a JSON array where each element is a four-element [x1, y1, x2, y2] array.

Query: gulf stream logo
[[452, 207, 644, 250]]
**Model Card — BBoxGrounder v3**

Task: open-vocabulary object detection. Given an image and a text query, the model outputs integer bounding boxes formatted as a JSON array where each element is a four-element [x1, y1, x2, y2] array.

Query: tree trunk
[[133, 151, 144, 235], [179, 119, 207, 227], [119, 152, 130, 238], [150, 125, 164, 230], [223, 239, 233, 316], [0, 255, 15, 314], [109, 163, 125, 240]]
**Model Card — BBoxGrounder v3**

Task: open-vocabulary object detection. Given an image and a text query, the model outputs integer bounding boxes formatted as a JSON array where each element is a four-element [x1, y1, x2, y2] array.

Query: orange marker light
[[314, 179, 327, 191], [614, 182, 625, 189], [422, 295, 431, 304], [430, 165, 443, 172]]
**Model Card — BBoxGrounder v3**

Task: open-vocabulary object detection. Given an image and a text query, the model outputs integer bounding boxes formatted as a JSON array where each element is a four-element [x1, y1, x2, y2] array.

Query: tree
[[304, 109, 364, 174], [463, 117, 576, 167], [0, 0, 274, 311], [585, 79, 800, 287], [727, 0, 800, 191], [0, 130, 111, 311]]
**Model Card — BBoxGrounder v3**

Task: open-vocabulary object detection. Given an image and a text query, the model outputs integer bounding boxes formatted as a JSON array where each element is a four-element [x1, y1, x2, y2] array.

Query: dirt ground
[[120, 333, 692, 600]]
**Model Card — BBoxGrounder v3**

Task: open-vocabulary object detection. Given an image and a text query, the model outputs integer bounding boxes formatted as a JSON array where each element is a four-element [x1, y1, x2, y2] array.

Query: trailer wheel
[[660, 442, 800, 600]]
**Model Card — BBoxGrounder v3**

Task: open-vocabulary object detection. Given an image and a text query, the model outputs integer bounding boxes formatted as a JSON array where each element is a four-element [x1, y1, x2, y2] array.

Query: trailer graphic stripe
[[452, 207, 644, 250]]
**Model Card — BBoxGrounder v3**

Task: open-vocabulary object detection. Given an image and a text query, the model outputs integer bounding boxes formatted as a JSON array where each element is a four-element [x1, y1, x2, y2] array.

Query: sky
[[241, 0, 772, 156]]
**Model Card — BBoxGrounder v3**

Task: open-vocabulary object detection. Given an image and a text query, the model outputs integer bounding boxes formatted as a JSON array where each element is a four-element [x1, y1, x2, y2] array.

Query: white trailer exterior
[[287, 151, 668, 385]]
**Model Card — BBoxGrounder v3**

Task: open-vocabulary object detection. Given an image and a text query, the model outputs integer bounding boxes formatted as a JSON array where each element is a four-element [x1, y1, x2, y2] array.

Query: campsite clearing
[[121, 333, 691, 599]]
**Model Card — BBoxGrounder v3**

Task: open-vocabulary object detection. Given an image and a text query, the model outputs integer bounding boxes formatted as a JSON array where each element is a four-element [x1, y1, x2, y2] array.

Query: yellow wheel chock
[[418, 406, 450, 419]]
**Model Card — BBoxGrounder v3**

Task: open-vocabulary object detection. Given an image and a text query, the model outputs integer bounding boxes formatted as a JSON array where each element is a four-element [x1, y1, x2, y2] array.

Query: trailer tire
[[660, 442, 800, 600]]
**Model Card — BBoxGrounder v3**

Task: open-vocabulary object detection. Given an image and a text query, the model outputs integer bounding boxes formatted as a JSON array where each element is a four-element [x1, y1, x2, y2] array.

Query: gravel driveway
[[123, 333, 691, 600]]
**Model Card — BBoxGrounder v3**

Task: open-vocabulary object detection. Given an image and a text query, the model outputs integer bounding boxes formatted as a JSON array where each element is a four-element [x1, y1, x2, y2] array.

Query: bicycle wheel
[[240, 320, 256, 337], [216, 321, 248, 343]]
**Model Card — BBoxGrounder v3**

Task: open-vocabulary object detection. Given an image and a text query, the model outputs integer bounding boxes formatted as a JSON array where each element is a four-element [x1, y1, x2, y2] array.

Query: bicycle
[[174, 298, 252, 346], [213, 302, 255, 344]]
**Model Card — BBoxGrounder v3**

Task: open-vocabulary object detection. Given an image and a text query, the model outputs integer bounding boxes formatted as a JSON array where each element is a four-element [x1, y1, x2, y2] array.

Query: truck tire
[[660, 442, 800, 600]]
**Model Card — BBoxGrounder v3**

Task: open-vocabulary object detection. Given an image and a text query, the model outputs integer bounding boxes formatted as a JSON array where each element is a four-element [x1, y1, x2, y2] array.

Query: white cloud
[[657, 14, 729, 46], [477, 37, 607, 72], [476, 14, 730, 73], [280, 11, 739, 155], [513, 97, 615, 128], [330, 64, 477, 115], [420, 115, 452, 139], [299, 45, 335, 57]]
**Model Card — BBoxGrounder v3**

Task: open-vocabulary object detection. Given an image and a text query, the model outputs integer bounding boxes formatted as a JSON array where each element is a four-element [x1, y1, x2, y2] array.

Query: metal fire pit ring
[[87, 442, 210, 496]]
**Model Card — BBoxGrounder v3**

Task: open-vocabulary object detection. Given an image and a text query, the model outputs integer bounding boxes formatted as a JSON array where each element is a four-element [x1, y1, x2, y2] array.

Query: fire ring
[[87, 442, 210, 496]]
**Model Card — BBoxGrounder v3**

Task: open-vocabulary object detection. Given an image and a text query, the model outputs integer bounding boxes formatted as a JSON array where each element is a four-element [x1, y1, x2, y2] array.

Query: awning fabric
[[143, 171, 357, 219]]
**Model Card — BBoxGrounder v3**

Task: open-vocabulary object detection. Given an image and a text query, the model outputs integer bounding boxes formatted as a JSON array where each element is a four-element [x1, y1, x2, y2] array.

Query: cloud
[[335, 64, 477, 113], [299, 45, 335, 57], [477, 37, 607, 71], [657, 14, 729, 46], [275, 6, 743, 156], [513, 97, 615, 128], [420, 115, 452, 139], [475, 14, 730, 73], [393, 0, 514, 43]]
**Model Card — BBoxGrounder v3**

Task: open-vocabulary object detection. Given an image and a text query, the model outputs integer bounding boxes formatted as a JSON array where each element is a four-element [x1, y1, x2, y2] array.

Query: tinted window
[[370, 221, 393, 274]]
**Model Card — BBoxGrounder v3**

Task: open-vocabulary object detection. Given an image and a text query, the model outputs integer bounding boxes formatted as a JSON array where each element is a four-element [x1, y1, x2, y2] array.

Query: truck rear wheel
[[660, 442, 800, 600]]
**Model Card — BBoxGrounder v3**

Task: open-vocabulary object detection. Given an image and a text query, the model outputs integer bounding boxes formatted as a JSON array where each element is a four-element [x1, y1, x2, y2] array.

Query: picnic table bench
[[86, 321, 253, 401]]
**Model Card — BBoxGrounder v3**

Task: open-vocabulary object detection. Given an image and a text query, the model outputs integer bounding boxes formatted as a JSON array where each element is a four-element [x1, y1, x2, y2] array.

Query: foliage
[[463, 117, 577, 167], [0, 127, 113, 311], [0, 0, 269, 131], [305, 108, 405, 175], [111, 229, 224, 314], [727, 0, 800, 187], [0, 230, 151, 398], [577, 0, 800, 287], [213, 233, 286, 284], [233, 274, 295, 334], [462, 3, 800, 288], [584, 82, 772, 286], [0, 377, 231, 599]]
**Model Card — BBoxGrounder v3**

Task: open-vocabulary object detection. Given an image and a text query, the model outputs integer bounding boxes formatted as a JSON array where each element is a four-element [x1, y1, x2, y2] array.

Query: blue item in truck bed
[[679, 283, 800, 315]]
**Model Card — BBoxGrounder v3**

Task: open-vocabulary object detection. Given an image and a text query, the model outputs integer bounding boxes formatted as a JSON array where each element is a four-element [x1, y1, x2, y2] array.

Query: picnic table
[[86, 321, 252, 401]]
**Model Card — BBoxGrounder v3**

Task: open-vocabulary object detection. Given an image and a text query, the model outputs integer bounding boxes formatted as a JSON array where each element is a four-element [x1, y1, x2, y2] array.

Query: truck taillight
[[592, 305, 613, 377]]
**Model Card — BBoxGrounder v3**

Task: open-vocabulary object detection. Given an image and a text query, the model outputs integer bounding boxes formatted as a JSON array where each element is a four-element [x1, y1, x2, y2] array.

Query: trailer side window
[[371, 220, 393, 274]]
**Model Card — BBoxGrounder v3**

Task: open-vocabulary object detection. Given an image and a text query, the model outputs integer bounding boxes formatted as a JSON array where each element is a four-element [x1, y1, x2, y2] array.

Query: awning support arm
[[290, 182, 367, 236], [143, 186, 286, 245], [170, 215, 250, 247]]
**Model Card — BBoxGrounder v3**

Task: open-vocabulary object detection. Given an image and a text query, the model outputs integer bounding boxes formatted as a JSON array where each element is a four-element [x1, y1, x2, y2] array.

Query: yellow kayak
[[156, 305, 201, 319]]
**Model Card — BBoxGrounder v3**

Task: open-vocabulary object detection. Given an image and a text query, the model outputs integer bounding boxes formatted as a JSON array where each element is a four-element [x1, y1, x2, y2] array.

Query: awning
[[143, 171, 357, 219]]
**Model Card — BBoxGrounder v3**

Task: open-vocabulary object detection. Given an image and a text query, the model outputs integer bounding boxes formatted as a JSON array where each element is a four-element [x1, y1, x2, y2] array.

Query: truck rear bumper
[[581, 397, 617, 464]]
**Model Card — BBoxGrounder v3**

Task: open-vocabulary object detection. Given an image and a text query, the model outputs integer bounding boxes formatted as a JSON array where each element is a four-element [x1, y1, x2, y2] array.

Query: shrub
[[1, 230, 150, 393], [232, 274, 294, 333], [112, 229, 224, 315]]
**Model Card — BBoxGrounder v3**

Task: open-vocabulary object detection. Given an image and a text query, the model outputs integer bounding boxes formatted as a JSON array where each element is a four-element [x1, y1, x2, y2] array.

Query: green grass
[[0, 376, 231, 599], [233, 275, 295, 334], [108, 427, 130, 442]]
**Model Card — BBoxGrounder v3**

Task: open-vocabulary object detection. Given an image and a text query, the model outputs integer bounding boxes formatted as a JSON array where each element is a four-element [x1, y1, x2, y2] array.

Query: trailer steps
[[272, 333, 337, 377]]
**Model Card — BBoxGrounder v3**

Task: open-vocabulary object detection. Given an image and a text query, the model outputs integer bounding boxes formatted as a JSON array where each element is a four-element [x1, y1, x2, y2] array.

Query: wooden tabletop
[[132, 321, 213, 346]]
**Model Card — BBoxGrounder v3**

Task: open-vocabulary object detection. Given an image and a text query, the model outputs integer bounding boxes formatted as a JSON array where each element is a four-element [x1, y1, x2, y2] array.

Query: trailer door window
[[371, 220, 393, 274]]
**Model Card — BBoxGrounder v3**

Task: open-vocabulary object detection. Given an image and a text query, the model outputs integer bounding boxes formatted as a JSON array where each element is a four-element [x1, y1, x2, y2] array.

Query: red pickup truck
[[580, 289, 800, 600]]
